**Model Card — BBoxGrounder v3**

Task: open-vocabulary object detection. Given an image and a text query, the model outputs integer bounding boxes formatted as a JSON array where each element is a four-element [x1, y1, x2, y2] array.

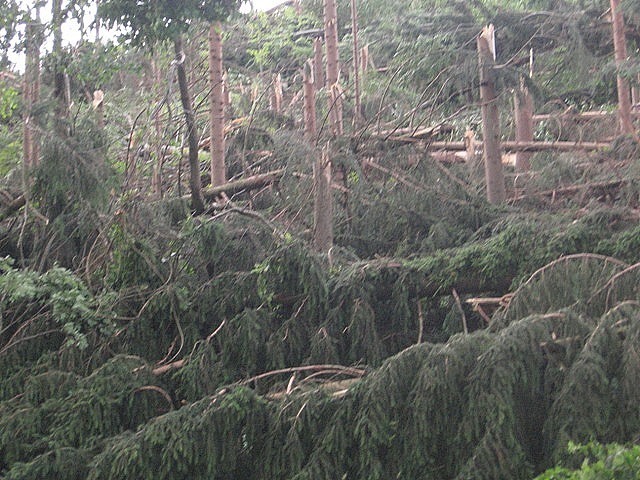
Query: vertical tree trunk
[[350, 0, 361, 128], [361, 44, 369, 72], [222, 71, 231, 115], [303, 61, 317, 142], [313, 145, 333, 254], [313, 37, 324, 92], [610, 0, 634, 135], [477, 25, 506, 204], [464, 128, 478, 171], [23, 19, 41, 170], [209, 22, 226, 187], [514, 77, 534, 172], [323, 0, 342, 136], [270, 73, 283, 114], [174, 35, 205, 213], [52, 0, 67, 136]]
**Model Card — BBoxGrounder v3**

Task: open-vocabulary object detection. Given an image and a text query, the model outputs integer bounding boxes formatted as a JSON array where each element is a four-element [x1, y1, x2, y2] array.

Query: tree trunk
[[52, 0, 67, 137], [313, 146, 333, 253], [513, 77, 534, 172], [313, 37, 324, 92], [323, 0, 342, 136], [350, 0, 361, 128], [23, 19, 41, 170], [270, 73, 283, 114], [477, 25, 506, 204], [303, 61, 317, 142], [174, 35, 205, 213], [610, 0, 634, 135], [209, 22, 226, 187], [361, 44, 369, 72]]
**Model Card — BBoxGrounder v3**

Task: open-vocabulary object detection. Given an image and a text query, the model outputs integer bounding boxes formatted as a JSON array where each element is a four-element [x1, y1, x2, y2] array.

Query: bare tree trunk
[[464, 128, 478, 170], [23, 19, 41, 170], [361, 44, 369, 72], [514, 77, 534, 172], [174, 35, 205, 213], [52, 0, 67, 137], [477, 25, 506, 204], [313, 146, 333, 254], [610, 0, 634, 135], [209, 22, 226, 187], [313, 37, 324, 92], [323, 0, 342, 136], [222, 71, 231, 115], [350, 0, 361, 128], [303, 61, 317, 142], [270, 73, 283, 114]]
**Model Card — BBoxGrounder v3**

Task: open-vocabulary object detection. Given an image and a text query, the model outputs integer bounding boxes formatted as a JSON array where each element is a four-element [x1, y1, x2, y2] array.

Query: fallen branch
[[238, 364, 367, 386], [202, 169, 285, 201], [381, 139, 610, 152]]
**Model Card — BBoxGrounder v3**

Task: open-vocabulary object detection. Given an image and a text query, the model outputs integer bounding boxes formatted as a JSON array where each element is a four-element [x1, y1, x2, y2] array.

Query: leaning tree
[[99, 0, 241, 213]]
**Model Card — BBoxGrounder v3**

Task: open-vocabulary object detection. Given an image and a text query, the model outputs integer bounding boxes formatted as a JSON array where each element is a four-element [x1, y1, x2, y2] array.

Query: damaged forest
[[2, 0, 640, 478]]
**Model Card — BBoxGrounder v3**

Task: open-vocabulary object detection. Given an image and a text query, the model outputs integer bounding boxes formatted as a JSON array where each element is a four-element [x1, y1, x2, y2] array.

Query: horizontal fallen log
[[202, 169, 285, 201], [373, 124, 454, 140], [533, 110, 640, 122], [413, 140, 610, 152]]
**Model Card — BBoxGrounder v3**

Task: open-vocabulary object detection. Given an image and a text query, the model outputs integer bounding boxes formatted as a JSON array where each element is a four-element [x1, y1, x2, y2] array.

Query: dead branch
[[201, 169, 284, 201]]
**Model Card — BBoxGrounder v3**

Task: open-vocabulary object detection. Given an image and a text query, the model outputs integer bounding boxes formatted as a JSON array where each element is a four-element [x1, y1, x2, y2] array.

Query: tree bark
[[52, 0, 67, 137], [303, 61, 317, 142], [350, 0, 361, 128], [313, 37, 324, 92], [513, 77, 534, 172], [313, 146, 333, 254], [174, 35, 205, 214], [610, 0, 634, 135], [23, 19, 41, 170], [477, 25, 506, 204], [202, 169, 284, 201], [323, 0, 342, 136], [209, 22, 226, 187], [270, 73, 283, 114]]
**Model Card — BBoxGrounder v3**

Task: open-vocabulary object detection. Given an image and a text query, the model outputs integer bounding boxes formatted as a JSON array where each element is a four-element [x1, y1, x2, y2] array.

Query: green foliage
[[0, 257, 113, 352], [536, 442, 640, 480], [99, 0, 242, 44]]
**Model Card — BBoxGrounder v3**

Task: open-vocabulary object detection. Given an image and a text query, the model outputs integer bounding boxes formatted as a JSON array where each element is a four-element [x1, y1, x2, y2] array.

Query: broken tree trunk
[[209, 22, 227, 188], [22, 19, 41, 170], [174, 35, 205, 214], [411, 140, 609, 152], [323, 0, 342, 136], [478, 24, 506, 204], [513, 77, 534, 172], [610, 0, 634, 135], [313, 146, 333, 254], [52, 0, 67, 137], [350, 0, 361, 128], [303, 61, 317, 142], [313, 37, 324, 92], [270, 73, 283, 114], [202, 169, 284, 201]]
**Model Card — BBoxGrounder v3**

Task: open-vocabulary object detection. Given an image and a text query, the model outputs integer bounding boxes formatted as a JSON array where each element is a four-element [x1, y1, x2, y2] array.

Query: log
[[532, 111, 640, 122], [202, 169, 285, 201], [402, 140, 610, 152]]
